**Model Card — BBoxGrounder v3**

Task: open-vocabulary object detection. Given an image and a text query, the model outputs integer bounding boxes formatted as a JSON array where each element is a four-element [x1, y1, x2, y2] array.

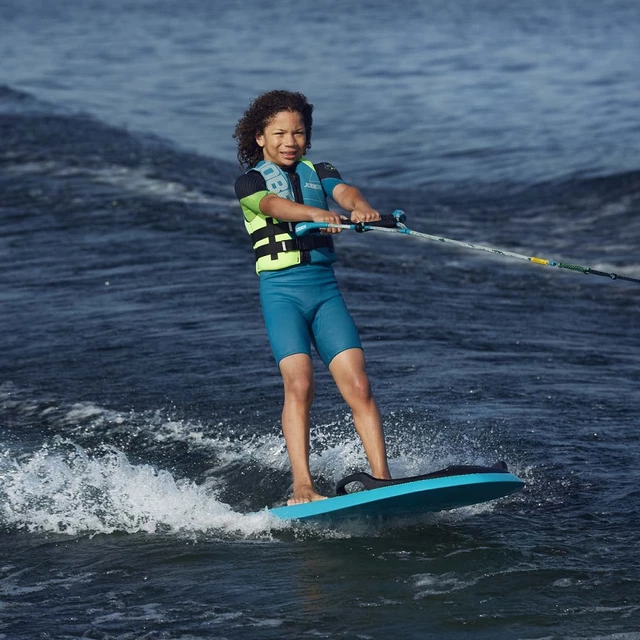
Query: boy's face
[[256, 110, 306, 167]]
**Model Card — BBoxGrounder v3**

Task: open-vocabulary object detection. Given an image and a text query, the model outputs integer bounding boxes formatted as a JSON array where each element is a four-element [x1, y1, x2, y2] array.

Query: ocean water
[[1, 0, 640, 638]]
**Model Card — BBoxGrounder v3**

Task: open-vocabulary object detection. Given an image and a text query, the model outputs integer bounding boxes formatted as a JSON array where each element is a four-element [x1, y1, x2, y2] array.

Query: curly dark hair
[[233, 90, 314, 169]]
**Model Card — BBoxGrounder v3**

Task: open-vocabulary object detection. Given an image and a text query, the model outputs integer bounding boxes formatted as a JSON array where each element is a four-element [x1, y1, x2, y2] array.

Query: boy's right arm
[[236, 170, 343, 232], [259, 194, 343, 232]]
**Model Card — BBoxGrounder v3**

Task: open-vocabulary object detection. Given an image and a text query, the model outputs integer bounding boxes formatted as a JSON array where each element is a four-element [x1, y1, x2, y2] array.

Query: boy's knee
[[345, 373, 373, 404], [284, 375, 315, 403]]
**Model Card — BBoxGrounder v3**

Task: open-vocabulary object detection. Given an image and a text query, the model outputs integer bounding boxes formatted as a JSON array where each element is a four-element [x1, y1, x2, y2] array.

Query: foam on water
[[0, 389, 531, 539], [0, 437, 508, 540], [4, 159, 236, 207], [0, 440, 279, 537]]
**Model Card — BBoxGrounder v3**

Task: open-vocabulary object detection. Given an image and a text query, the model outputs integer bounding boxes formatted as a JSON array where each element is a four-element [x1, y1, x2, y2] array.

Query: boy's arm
[[237, 171, 343, 233], [330, 183, 381, 223], [259, 194, 344, 233]]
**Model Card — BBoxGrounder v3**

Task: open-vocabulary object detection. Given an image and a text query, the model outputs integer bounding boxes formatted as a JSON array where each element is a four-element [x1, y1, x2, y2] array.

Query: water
[[1, 0, 640, 638]]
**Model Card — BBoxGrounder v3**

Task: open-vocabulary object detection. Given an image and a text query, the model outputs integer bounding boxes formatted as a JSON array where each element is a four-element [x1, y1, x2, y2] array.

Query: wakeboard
[[268, 461, 524, 522]]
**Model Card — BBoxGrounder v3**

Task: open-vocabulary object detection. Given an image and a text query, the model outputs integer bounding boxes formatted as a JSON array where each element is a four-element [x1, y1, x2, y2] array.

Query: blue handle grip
[[295, 221, 331, 236], [295, 211, 406, 237]]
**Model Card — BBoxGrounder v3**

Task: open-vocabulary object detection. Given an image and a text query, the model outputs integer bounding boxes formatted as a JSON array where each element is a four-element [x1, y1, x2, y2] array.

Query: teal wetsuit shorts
[[259, 264, 362, 367]]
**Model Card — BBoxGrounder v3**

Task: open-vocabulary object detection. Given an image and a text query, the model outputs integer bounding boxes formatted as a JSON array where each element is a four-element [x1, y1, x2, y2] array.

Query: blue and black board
[[269, 462, 524, 522]]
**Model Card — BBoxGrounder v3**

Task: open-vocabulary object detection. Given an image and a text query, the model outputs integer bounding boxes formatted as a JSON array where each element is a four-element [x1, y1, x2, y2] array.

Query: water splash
[[1, 387, 532, 538], [0, 440, 278, 538]]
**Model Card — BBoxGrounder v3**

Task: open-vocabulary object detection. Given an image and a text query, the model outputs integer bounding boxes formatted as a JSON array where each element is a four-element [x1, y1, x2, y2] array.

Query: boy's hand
[[310, 209, 343, 233], [349, 206, 381, 224]]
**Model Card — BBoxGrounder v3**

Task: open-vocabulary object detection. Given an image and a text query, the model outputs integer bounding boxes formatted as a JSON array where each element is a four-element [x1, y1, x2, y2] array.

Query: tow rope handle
[[295, 209, 640, 285], [295, 210, 406, 236]]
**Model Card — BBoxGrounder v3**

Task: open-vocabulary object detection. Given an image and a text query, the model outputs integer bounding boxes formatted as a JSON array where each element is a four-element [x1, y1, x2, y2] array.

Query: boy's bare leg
[[329, 348, 391, 480], [279, 353, 327, 504]]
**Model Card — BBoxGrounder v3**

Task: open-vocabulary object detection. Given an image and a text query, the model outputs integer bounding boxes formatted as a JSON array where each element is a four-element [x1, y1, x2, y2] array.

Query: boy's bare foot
[[287, 484, 328, 505]]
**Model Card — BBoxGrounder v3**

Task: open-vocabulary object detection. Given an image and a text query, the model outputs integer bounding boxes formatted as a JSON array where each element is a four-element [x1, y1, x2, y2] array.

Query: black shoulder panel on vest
[[234, 170, 267, 200], [314, 162, 343, 181]]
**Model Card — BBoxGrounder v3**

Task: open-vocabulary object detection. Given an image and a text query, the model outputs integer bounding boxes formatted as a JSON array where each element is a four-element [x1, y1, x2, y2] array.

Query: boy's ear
[[255, 131, 265, 148]]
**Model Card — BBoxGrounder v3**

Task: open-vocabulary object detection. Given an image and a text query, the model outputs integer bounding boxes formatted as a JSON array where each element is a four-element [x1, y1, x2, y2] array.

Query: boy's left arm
[[331, 183, 381, 223]]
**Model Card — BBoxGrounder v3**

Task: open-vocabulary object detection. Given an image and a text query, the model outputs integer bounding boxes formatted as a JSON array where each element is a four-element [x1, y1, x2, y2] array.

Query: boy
[[233, 90, 391, 504]]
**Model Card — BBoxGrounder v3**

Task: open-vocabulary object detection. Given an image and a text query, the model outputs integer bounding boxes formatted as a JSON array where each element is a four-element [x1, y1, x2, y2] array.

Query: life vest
[[242, 159, 336, 274]]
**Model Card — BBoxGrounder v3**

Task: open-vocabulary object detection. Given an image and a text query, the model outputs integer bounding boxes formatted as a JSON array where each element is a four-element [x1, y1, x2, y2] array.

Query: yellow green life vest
[[240, 159, 336, 274]]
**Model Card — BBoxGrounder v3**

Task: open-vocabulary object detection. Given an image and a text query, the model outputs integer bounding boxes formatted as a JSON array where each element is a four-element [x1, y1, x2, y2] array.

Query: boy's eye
[[272, 130, 304, 138]]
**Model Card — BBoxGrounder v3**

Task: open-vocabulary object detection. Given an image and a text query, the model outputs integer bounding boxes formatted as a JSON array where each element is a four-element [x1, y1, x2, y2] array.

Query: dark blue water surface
[[1, 1, 640, 638]]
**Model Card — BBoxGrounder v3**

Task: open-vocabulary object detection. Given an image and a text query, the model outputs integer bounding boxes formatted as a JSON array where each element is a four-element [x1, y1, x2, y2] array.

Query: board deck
[[268, 471, 524, 522]]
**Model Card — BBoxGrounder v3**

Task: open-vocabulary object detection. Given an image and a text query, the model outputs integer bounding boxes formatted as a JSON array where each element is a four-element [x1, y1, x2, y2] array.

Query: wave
[[2, 84, 639, 287], [0, 85, 70, 116], [0, 440, 277, 538], [3, 84, 639, 205], [0, 84, 238, 203], [3, 86, 639, 289], [0, 438, 524, 539], [0, 385, 531, 538]]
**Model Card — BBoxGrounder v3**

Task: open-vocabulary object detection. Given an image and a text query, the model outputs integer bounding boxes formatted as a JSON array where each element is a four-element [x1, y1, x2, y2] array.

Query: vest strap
[[250, 220, 294, 244], [253, 234, 335, 262]]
